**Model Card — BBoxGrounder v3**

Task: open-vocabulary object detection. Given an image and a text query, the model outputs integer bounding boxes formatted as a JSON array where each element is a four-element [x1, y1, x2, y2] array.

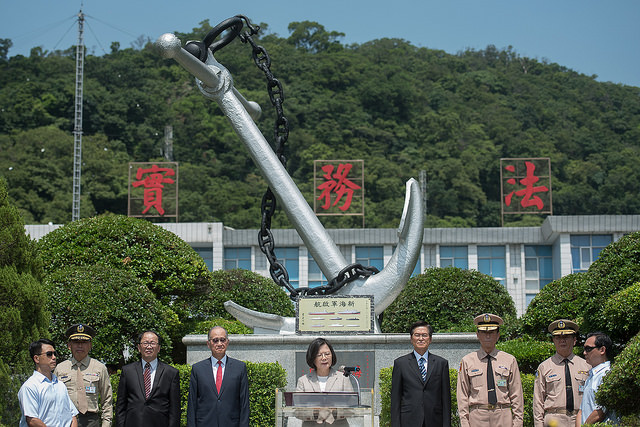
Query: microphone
[[338, 365, 360, 376]]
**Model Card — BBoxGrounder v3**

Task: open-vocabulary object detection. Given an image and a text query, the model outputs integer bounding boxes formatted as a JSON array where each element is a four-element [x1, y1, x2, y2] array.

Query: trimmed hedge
[[496, 337, 555, 374], [601, 281, 640, 343], [379, 366, 535, 427], [199, 269, 295, 320], [583, 231, 640, 334], [521, 272, 590, 339], [110, 361, 287, 427], [596, 332, 640, 417], [38, 214, 214, 363], [381, 267, 517, 333], [45, 265, 179, 364], [190, 317, 253, 335]]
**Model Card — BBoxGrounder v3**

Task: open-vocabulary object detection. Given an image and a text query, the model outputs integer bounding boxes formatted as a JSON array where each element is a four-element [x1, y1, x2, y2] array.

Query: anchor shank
[[217, 91, 347, 279]]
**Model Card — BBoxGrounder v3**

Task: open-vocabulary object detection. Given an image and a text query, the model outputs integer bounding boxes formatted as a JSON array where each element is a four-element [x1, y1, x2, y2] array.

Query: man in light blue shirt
[[577, 332, 618, 425], [18, 338, 78, 427]]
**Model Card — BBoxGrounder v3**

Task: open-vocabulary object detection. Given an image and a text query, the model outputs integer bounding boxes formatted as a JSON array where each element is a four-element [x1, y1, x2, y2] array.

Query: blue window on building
[[275, 247, 299, 288], [525, 245, 553, 305], [356, 246, 384, 271], [193, 247, 214, 271], [224, 247, 251, 270], [477, 246, 506, 285], [571, 235, 612, 273], [440, 246, 468, 269], [308, 255, 327, 288]]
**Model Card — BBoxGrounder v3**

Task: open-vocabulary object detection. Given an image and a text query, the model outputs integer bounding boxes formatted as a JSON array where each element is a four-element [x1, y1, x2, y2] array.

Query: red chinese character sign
[[314, 160, 364, 218], [500, 158, 552, 225], [128, 162, 178, 221]]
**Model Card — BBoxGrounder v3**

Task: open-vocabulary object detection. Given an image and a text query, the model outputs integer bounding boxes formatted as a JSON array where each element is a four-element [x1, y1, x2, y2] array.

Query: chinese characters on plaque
[[314, 160, 364, 217], [297, 295, 374, 334], [128, 162, 178, 221], [500, 158, 551, 225]]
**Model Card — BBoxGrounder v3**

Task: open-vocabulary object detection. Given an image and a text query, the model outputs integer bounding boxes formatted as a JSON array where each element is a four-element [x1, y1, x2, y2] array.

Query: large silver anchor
[[155, 27, 424, 333]]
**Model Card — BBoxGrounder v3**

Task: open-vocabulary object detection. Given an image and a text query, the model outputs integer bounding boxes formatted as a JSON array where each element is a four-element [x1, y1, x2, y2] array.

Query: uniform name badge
[[86, 386, 97, 394], [579, 385, 585, 392], [497, 379, 507, 387]]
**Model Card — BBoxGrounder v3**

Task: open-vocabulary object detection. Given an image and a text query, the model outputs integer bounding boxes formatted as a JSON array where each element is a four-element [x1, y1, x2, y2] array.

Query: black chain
[[226, 16, 378, 299]]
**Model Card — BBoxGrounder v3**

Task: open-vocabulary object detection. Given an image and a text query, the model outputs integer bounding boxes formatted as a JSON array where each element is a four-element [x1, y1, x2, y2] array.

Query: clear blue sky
[[1, 0, 639, 87]]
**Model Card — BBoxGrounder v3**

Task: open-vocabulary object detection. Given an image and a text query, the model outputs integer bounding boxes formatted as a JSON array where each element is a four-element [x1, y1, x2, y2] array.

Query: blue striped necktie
[[419, 357, 427, 382]]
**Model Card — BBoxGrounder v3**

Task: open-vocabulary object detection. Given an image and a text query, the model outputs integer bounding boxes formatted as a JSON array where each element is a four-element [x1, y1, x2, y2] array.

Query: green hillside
[[1, 20, 639, 228]]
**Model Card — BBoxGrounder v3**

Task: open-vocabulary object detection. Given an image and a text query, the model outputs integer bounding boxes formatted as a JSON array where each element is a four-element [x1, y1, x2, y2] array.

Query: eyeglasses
[[38, 351, 58, 358], [316, 352, 332, 359], [209, 338, 227, 344], [139, 342, 158, 348], [583, 345, 600, 353], [412, 333, 430, 338]]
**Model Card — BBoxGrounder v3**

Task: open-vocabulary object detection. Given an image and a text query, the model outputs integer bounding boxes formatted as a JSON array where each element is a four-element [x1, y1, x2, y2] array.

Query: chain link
[[232, 16, 377, 299]]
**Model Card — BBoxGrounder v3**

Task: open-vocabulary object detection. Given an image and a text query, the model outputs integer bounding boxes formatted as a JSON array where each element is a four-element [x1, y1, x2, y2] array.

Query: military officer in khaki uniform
[[533, 320, 589, 427], [457, 313, 524, 427], [54, 324, 113, 427]]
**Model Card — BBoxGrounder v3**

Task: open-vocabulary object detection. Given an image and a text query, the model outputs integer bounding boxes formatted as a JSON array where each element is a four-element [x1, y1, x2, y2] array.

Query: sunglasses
[[39, 351, 58, 358], [209, 338, 227, 344], [583, 345, 600, 353]]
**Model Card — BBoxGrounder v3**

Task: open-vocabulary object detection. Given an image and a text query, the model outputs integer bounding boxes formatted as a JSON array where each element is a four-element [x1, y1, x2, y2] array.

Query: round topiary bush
[[196, 269, 295, 320], [38, 214, 214, 363], [38, 214, 213, 306], [380, 267, 517, 333], [45, 265, 179, 364], [583, 231, 640, 333], [601, 281, 640, 343], [521, 272, 591, 339], [596, 332, 640, 418]]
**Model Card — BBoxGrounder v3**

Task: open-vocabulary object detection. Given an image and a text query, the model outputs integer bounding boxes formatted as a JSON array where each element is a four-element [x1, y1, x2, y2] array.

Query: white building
[[26, 215, 640, 316]]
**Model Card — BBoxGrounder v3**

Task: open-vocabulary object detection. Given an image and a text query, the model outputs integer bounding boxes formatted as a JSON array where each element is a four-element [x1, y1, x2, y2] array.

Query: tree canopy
[[1, 20, 639, 229]]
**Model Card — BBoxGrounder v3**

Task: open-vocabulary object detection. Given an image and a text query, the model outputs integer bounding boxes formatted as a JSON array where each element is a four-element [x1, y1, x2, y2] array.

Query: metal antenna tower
[[72, 10, 85, 221]]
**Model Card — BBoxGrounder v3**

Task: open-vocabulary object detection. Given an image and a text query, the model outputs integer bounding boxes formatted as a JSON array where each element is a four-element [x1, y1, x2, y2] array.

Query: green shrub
[[38, 214, 212, 305], [584, 231, 640, 333], [601, 281, 640, 343], [596, 332, 640, 417], [110, 361, 286, 427], [0, 178, 49, 426], [198, 269, 295, 320], [190, 318, 252, 335], [46, 265, 179, 364], [521, 273, 590, 339], [378, 367, 392, 427], [379, 366, 535, 426], [381, 267, 517, 333], [38, 214, 215, 363], [246, 361, 288, 427], [521, 373, 535, 427], [496, 337, 555, 374]]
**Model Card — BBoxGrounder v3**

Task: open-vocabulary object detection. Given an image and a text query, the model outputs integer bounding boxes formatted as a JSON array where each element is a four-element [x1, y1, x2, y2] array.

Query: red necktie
[[216, 360, 223, 394]]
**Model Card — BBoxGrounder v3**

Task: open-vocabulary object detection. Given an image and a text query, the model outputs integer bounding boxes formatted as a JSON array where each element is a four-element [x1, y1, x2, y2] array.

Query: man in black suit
[[187, 326, 249, 427], [115, 330, 180, 427], [391, 321, 451, 427]]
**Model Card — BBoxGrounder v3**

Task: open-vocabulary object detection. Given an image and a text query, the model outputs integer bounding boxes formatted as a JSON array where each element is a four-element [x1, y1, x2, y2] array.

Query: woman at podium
[[296, 338, 354, 426]]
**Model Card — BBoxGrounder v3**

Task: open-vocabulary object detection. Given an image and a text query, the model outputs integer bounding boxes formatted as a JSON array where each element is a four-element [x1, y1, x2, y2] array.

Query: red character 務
[[317, 163, 361, 211]]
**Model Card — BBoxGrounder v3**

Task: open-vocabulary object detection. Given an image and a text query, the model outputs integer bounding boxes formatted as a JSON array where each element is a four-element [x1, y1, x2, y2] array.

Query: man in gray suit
[[186, 326, 249, 427], [391, 321, 451, 427]]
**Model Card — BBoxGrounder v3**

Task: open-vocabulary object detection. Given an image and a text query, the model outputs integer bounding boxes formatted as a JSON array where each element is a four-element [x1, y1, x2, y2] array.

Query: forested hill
[[1, 21, 639, 228]]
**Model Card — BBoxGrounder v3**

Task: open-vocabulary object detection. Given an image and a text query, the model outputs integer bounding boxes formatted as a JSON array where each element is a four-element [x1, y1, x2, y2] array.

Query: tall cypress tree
[[0, 177, 48, 424]]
